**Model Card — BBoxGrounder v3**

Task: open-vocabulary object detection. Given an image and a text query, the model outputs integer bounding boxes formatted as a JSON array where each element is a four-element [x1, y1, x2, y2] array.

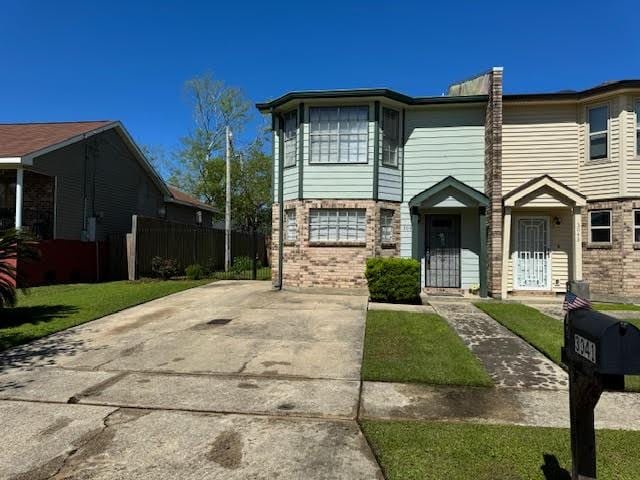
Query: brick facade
[[583, 199, 640, 300], [271, 199, 401, 289], [484, 68, 504, 297]]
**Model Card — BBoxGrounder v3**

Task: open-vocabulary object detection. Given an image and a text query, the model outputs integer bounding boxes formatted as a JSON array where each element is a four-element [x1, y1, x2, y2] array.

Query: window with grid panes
[[285, 209, 297, 241], [382, 108, 399, 167], [309, 106, 368, 163], [380, 209, 394, 243], [283, 110, 297, 167], [309, 209, 366, 242]]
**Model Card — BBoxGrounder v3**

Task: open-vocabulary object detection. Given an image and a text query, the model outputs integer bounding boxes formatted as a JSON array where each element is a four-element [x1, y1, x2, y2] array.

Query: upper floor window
[[309, 208, 366, 242], [309, 106, 368, 164], [589, 210, 611, 244], [635, 101, 640, 157], [283, 110, 297, 167], [588, 106, 608, 160], [382, 108, 400, 167], [285, 209, 297, 241]]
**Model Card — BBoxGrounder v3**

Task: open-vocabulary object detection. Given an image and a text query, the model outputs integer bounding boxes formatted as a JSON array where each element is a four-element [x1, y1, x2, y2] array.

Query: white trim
[[15, 167, 23, 230], [504, 176, 587, 207], [512, 215, 551, 291], [0, 157, 24, 165]]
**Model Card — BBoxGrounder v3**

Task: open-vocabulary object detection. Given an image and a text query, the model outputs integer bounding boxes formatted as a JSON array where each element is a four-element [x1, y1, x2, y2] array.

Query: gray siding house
[[258, 70, 498, 295]]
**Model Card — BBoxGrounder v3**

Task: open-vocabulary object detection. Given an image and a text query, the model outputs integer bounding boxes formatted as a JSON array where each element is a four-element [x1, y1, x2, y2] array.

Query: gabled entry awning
[[503, 175, 586, 207], [408, 176, 489, 298], [409, 176, 489, 209]]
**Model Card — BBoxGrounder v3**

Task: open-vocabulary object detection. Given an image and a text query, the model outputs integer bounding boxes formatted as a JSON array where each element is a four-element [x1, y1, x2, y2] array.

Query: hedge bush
[[365, 257, 421, 303], [185, 264, 205, 280]]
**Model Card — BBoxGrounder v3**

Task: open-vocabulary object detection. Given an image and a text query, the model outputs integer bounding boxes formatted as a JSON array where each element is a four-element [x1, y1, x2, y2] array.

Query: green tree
[[0, 230, 39, 307]]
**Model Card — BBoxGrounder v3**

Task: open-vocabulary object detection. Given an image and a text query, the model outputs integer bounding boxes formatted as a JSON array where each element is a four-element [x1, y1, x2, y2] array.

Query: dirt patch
[[261, 361, 291, 367], [277, 402, 295, 410], [172, 357, 185, 362], [207, 430, 243, 469], [237, 382, 259, 389], [121, 343, 144, 357], [109, 307, 178, 334], [39, 417, 72, 436]]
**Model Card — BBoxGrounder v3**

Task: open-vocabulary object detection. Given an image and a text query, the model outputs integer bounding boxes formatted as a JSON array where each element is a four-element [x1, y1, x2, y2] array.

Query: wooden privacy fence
[[128, 215, 268, 279]]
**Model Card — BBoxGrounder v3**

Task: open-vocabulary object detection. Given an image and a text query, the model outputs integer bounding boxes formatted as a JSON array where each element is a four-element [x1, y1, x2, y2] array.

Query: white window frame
[[635, 100, 640, 158], [588, 209, 612, 244], [283, 110, 297, 168], [381, 108, 400, 167], [309, 106, 369, 164], [634, 209, 640, 244], [380, 209, 394, 243], [309, 208, 366, 243], [587, 105, 609, 161], [285, 208, 297, 242]]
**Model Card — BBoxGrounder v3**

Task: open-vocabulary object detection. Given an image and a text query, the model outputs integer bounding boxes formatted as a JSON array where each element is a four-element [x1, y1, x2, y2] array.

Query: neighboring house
[[0, 121, 216, 283], [258, 70, 640, 301]]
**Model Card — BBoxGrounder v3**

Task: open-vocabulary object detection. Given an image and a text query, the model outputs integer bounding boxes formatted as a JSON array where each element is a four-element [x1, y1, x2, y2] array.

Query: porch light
[[553, 216, 562, 226]]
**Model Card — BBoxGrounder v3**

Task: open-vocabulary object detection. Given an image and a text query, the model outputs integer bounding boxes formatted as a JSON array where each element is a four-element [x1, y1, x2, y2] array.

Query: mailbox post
[[563, 281, 640, 480]]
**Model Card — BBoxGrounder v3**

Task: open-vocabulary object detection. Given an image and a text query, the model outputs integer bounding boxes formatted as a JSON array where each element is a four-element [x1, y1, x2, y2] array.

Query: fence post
[[127, 214, 137, 281]]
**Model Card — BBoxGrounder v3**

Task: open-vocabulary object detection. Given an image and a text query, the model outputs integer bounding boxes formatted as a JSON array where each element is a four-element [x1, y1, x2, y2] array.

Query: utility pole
[[225, 126, 232, 272]]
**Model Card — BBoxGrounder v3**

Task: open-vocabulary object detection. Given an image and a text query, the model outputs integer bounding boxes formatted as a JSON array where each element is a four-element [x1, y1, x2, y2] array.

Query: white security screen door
[[515, 217, 550, 290]]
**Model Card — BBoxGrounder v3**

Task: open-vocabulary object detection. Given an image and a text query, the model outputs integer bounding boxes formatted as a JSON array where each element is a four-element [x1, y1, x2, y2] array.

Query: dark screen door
[[425, 214, 461, 288]]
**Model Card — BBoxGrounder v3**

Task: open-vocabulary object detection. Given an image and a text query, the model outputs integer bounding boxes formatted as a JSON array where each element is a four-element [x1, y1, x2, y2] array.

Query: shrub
[[151, 256, 180, 280], [231, 255, 252, 275], [185, 264, 205, 280], [365, 257, 421, 304]]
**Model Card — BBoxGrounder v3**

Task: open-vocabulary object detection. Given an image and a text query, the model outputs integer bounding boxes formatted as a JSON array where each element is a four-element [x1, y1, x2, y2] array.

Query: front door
[[515, 217, 550, 290], [425, 214, 461, 288]]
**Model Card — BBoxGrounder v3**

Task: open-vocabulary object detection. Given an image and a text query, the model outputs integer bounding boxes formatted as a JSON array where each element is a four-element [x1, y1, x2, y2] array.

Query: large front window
[[309, 106, 368, 163], [283, 110, 297, 167], [588, 106, 608, 160], [382, 108, 399, 167], [309, 208, 366, 242]]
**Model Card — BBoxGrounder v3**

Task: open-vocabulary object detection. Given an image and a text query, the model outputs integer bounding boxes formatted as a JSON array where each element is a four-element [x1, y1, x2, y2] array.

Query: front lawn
[[0, 279, 210, 350], [593, 302, 640, 311], [362, 310, 493, 387], [475, 302, 640, 392], [361, 420, 640, 480]]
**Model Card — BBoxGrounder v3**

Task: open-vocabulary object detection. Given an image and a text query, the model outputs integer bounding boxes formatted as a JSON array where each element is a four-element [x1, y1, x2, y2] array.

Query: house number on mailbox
[[574, 334, 596, 364]]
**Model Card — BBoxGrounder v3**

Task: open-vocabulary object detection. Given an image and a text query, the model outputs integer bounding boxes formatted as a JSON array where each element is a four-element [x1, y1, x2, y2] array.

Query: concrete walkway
[[430, 300, 568, 390], [0, 281, 382, 480], [361, 381, 640, 430]]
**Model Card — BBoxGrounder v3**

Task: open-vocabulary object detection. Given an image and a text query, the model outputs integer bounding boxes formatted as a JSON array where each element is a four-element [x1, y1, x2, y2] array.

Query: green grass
[[362, 310, 493, 387], [361, 420, 640, 480], [0, 279, 211, 350], [593, 302, 640, 311], [475, 302, 640, 392]]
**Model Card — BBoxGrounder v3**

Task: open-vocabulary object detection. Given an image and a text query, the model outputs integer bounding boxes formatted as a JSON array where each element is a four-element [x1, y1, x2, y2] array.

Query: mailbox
[[563, 308, 640, 376]]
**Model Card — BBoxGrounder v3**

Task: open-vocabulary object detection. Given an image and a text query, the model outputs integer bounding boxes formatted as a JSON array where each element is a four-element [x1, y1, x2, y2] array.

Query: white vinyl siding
[[382, 108, 399, 167], [285, 209, 296, 241], [283, 110, 297, 167], [589, 210, 612, 244], [380, 209, 394, 243], [309, 208, 366, 242], [309, 106, 368, 164], [588, 106, 609, 161]]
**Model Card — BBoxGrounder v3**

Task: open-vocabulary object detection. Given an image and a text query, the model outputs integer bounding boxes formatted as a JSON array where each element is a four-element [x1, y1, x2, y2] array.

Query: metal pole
[[15, 167, 23, 230], [225, 126, 231, 272]]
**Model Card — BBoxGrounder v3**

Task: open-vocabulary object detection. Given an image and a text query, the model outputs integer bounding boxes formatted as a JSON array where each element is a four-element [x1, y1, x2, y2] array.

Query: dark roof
[[505, 80, 640, 102], [256, 89, 488, 112], [0, 121, 114, 157], [167, 186, 217, 213]]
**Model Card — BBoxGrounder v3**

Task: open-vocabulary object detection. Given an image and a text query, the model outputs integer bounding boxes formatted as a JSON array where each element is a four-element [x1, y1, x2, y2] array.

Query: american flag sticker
[[563, 292, 592, 312]]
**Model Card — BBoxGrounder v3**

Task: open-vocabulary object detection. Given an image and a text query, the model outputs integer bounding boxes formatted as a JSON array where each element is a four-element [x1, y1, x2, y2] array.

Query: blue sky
[[2, 0, 638, 170]]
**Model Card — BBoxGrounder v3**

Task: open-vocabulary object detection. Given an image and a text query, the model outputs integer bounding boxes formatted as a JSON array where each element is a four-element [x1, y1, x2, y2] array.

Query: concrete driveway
[[0, 281, 382, 479]]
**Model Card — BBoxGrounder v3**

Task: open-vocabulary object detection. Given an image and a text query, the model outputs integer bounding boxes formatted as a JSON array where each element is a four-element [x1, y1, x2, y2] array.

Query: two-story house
[[258, 70, 640, 301]]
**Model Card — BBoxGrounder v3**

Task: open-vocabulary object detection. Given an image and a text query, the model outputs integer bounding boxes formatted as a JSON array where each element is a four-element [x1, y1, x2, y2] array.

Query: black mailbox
[[564, 308, 640, 376]]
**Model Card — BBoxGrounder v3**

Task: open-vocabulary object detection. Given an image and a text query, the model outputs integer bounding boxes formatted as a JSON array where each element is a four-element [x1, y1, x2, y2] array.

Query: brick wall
[[484, 68, 504, 297], [582, 199, 640, 299], [271, 199, 401, 289]]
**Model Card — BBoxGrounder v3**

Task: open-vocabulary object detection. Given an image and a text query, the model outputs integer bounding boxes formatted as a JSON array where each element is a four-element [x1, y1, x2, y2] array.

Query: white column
[[573, 206, 583, 281], [15, 167, 23, 230], [501, 207, 512, 299]]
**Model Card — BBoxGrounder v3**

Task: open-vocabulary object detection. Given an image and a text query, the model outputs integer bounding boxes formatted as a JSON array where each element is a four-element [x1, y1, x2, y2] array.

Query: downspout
[[276, 110, 285, 290]]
